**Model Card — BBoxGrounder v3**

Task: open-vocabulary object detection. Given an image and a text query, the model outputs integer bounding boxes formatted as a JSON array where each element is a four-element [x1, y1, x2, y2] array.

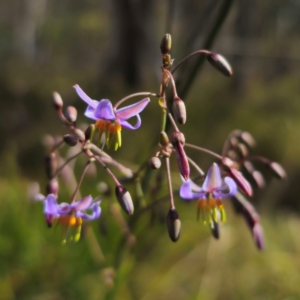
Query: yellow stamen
[[196, 197, 226, 224]]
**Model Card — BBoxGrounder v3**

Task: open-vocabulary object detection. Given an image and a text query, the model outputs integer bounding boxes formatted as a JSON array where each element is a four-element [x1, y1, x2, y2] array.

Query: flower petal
[[73, 85, 98, 108], [213, 177, 237, 199], [94, 100, 116, 120], [44, 194, 58, 215], [57, 202, 72, 215], [202, 163, 222, 192], [84, 106, 98, 121], [115, 98, 150, 120], [180, 179, 206, 200], [119, 114, 141, 130], [71, 195, 93, 211], [77, 202, 101, 220]]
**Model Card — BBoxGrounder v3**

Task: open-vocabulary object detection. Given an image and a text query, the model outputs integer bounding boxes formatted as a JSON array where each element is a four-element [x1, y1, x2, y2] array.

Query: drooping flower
[[74, 85, 150, 150], [179, 163, 237, 224], [44, 194, 101, 242]]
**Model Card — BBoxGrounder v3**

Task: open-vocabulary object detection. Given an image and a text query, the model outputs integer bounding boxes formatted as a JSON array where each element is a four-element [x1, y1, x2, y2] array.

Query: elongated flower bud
[[65, 106, 77, 123], [52, 92, 63, 110], [172, 97, 186, 124], [265, 161, 286, 180], [239, 131, 256, 148], [63, 134, 78, 146], [149, 157, 161, 169], [160, 33, 172, 54], [167, 208, 181, 242], [221, 157, 252, 196], [45, 152, 57, 179], [207, 52, 232, 77], [171, 132, 190, 180], [115, 185, 134, 215]]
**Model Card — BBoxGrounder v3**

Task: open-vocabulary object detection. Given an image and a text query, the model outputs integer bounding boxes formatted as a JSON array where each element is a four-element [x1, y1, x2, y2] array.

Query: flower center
[[95, 119, 122, 150], [196, 197, 226, 224], [56, 215, 83, 243]]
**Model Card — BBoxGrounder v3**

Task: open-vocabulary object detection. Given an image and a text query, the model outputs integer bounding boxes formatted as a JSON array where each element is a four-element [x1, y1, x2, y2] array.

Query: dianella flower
[[74, 85, 150, 150], [44, 194, 101, 242], [180, 163, 237, 224]]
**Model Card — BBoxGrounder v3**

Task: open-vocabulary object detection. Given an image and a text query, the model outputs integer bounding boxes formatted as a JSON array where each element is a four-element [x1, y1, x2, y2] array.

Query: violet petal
[[73, 85, 98, 108], [115, 98, 150, 120], [94, 100, 116, 120]]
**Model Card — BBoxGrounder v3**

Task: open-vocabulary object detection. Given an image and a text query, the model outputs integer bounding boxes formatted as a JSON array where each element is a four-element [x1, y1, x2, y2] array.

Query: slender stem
[[165, 157, 175, 209], [50, 139, 64, 153], [85, 150, 121, 186], [114, 92, 158, 109], [171, 50, 210, 74], [89, 143, 133, 178], [187, 156, 205, 177], [161, 109, 167, 132], [163, 69, 179, 97], [185, 143, 223, 160], [167, 111, 179, 132], [54, 150, 82, 177], [70, 160, 91, 203]]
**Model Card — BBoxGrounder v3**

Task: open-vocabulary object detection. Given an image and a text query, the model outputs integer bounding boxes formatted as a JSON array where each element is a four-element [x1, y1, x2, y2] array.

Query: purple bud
[[172, 97, 186, 124], [221, 157, 252, 197], [167, 208, 181, 242], [115, 185, 134, 215], [46, 179, 59, 197], [171, 132, 190, 180], [160, 33, 172, 54], [45, 152, 57, 179], [253, 223, 265, 250], [266, 161, 287, 180], [52, 92, 63, 110], [149, 157, 161, 169], [63, 134, 78, 146], [65, 106, 77, 123], [206, 53, 232, 77]]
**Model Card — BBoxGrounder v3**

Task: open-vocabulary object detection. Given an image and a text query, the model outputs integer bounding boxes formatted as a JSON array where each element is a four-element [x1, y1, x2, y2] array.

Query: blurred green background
[[1, 0, 300, 299]]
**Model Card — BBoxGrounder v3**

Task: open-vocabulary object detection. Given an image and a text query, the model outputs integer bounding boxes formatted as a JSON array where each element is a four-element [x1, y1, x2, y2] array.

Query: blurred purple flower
[[43, 194, 101, 242], [180, 163, 237, 223], [74, 84, 150, 150]]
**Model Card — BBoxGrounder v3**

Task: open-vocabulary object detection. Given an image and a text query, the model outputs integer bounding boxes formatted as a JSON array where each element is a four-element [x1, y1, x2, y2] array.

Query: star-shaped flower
[[44, 194, 101, 242], [180, 163, 237, 224], [74, 85, 150, 150]]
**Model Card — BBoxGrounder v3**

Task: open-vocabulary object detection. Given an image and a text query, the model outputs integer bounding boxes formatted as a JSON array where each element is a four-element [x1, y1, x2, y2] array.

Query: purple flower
[[44, 194, 101, 241], [74, 84, 150, 150], [180, 163, 237, 223]]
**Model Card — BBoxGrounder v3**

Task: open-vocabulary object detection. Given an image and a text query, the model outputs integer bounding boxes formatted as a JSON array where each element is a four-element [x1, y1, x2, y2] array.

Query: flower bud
[[172, 97, 186, 124], [46, 179, 59, 196], [167, 208, 181, 242], [63, 134, 78, 146], [253, 223, 265, 250], [210, 219, 220, 239], [52, 92, 63, 110], [159, 131, 169, 147], [45, 152, 57, 179], [149, 157, 161, 169], [239, 131, 256, 148], [252, 170, 265, 188], [221, 157, 252, 197], [206, 52, 232, 77], [85, 124, 95, 141], [160, 33, 172, 54], [171, 132, 190, 180], [65, 106, 77, 123], [115, 185, 134, 215], [265, 161, 286, 180]]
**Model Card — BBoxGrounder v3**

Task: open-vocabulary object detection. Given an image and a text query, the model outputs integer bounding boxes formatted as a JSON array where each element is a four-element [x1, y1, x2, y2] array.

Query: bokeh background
[[1, 0, 300, 299]]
